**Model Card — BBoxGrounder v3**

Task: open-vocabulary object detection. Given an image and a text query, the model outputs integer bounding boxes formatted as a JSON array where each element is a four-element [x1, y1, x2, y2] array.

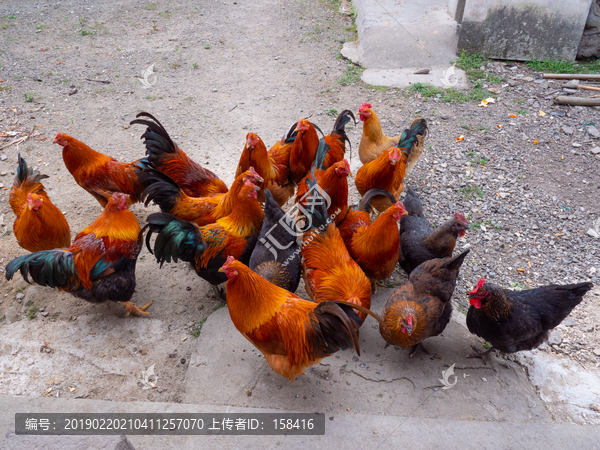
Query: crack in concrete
[[348, 370, 416, 390]]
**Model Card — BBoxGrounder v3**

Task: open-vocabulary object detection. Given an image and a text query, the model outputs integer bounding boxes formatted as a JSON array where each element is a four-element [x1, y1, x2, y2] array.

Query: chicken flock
[[6, 102, 593, 382]]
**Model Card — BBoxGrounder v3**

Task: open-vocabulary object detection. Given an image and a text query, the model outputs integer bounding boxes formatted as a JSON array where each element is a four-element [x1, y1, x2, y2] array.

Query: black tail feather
[[358, 189, 396, 213], [403, 187, 424, 217], [138, 169, 182, 212]]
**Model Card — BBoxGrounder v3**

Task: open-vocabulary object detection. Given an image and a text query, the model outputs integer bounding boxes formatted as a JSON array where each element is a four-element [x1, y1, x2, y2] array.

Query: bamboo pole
[[554, 96, 600, 106]]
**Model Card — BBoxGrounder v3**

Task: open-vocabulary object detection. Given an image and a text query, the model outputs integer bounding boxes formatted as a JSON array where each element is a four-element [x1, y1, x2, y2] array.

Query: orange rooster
[[235, 132, 295, 206], [358, 103, 427, 174], [6, 193, 150, 316], [145, 179, 264, 299], [322, 110, 356, 169], [54, 133, 150, 207], [220, 256, 362, 381], [355, 142, 408, 213], [139, 167, 263, 227], [338, 189, 406, 287], [130, 112, 228, 198], [289, 118, 320, 184], [300, 178, 371, 322], [9, 154, 71, 252], [296, 141, 351, 225]]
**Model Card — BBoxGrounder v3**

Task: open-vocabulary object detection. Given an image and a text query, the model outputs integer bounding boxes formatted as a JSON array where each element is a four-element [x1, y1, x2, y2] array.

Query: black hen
[[399, 187, 469, 275], [249, 189, 301, 292], [467, 279, 593, 355]]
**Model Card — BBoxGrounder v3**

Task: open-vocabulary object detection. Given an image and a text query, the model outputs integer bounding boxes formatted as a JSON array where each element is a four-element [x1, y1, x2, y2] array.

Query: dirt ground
[[0, 0, 599, 408]]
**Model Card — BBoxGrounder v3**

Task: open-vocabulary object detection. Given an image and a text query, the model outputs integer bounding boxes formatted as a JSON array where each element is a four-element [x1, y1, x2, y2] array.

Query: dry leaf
[[538, 110, 546, 117], [456, 135, 464, 142]]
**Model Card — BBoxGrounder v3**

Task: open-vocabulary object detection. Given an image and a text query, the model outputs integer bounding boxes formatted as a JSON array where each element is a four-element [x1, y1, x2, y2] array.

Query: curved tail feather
[[5, 250, 77, 288]]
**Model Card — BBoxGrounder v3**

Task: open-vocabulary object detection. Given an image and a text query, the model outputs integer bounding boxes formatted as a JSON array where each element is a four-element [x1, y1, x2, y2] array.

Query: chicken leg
[[121, 301, 153, 316]]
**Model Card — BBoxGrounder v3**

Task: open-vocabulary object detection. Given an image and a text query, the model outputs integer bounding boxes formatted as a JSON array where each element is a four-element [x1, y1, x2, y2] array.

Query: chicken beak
[[218, 267, 224, 273], [403, 210, 409, 216], [465, 224, 470, 230]]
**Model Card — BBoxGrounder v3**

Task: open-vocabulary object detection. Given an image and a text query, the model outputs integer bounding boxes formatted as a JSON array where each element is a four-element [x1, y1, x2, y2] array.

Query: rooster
[[220, 256, 362, 381], [6, 193, 150, 316], [235, 132, 295, 206], [289, 118, 321, 184], [296, 141, 351, 225], [321, 110, 356, 169], [338, 189, 405, 288], [249, 189, 301, 293], [355, 130, 417, 213], [139, 167, 263, 227], [346, 251, 470, 356], [467, 279, 593, 357], [54, 133, 150, 207], [357, 102, 427, 174], [399, 187, 469, 275], [145, 179, 263, 299], [10, 154, 71, 252], [130, 112, 228, 198], [300, 178, 371, 322]]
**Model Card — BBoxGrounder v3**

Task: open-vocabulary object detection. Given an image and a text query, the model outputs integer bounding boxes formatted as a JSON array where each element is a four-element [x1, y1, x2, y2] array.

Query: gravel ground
[[0, 0, 598, 404]]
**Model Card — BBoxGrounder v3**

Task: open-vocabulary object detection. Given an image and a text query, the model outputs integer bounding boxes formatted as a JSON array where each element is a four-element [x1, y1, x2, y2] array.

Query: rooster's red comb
[[454, 212, 468, 225], [469, 278, 486, 295], [223, 256, 235, 268], [359, 102, 372, 112]]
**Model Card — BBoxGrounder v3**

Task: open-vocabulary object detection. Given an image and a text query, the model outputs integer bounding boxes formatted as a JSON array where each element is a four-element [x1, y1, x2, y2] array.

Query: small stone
[[507, 80, 518, 87], [587, 229, 600, 238], [140, 349, 147, 355], [16, 293, 24, 301], [547, 330, 562, 346], [562, 126, 574, 135], [572, 143, 582, 148], [590, 147, 600, 155], [587, 126, 600, 138], [212, 88, 217, 92], [582, 325, 594, 332], [0, 155, 7, 161], [441, 114, 449, 120], [0, 171, 6, 176], [594, 348, 600, 357], [41, 311, 49, 317]]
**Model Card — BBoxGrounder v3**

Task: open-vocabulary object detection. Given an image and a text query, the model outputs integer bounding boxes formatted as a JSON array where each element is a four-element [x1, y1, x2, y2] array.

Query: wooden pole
[[578, 85, 600, 92], [543, 73, 600, 80], [554, 96, 600, 106]]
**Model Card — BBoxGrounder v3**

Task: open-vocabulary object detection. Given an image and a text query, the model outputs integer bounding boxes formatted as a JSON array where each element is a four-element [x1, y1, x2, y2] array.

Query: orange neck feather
[[218, 195, 263, 236], [79, 207, 140, 241], [226, 266, 288, 334], [62, 138, 112, 174], [363, 110, 384, 141]]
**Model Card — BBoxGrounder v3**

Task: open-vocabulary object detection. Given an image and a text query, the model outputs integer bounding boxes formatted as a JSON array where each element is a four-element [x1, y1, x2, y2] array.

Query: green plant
[[8, 15, 16, 19], [454, 50, 488, 82], [36, 24, 43, 30], [471, 220, 482, 231], [0, 86, 12, 92], [482, 341, 492, 350], [326, 107, 338, 116], [204, 44, 210, 49], [23, 92, 35, 102], [2, 23, 7, 29], [365, 84, 387, 91], [526, 58, 600, 74], [338, 63, 363, 85], [517, 109, 527, 115], [213, 303, 226, 312], [192, 62, 198, 69], [458, 185, 484, 199], [191, 317, 208, 338], [28, 306, 38, 320], [144, 2, 158, 10], [510, 282, 529, 290], [461, 124, 471, 130]]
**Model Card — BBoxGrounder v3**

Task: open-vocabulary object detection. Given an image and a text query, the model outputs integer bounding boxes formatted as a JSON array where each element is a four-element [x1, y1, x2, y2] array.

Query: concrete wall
[[458, 0, 593, 61]]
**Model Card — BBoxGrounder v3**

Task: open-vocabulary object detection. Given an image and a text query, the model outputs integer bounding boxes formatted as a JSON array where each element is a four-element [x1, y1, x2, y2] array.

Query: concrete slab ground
[[342, 0, 468, 89]]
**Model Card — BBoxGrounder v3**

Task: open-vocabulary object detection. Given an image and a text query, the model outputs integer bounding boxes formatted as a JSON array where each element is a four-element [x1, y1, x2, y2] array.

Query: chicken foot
[[121, 301, 153, 316], [409, 342, 430, 358], [465, 345, 495, 359]]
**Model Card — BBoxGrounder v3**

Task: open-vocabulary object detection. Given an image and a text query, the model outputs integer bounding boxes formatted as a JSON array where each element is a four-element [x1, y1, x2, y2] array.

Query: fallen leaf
[[538, 110, 546, 117], [533, 140, 538, 143], [456, 135, 464, 141], [478, 99, 489, 107], [485, 97, 496, 103], [509, 114, 517, 118], [70, 387, 76, 392], [57, 61, 62, 65], [497, 124, 502, 128]]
